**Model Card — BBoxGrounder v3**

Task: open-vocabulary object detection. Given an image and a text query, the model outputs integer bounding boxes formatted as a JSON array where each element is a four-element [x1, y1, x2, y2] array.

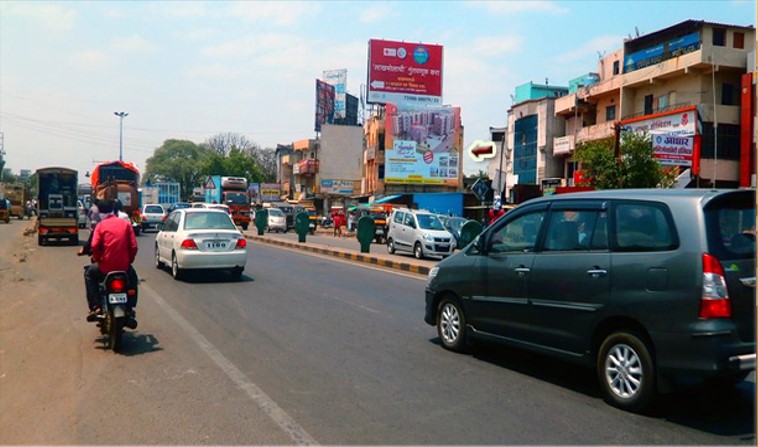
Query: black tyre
[[241, 223, 249, 231], [597, 331, 655, 413], [437, 295, 468, 352], [387, 238, 396, 254], [171, 253, 183, 280], [230, 267, 243, 281], [107, 313, 124, 353], [414, 242, 424, 259], [154, 244, 164, 269], [38, 235, 44, 246]]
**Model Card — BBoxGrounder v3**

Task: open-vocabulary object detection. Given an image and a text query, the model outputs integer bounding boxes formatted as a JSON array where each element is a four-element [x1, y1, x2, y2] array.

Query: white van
[[386, 208, 454, 259]]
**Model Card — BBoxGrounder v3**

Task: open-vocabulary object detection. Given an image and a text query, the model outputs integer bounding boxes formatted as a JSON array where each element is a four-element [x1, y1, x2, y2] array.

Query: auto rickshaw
[[0, 198, 10, 223]]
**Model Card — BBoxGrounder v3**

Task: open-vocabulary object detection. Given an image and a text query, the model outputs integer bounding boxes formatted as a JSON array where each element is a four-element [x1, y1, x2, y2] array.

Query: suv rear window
[[705, 193, 756, 260]]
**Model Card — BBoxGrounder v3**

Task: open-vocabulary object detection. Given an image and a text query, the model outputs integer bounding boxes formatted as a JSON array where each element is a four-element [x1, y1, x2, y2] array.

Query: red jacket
[[488, 208, 505, 224], [91, 214, 138, 274]]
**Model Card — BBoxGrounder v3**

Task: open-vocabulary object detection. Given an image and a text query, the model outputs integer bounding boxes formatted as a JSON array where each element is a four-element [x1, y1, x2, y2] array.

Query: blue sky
[[0, 0, 754, 178]]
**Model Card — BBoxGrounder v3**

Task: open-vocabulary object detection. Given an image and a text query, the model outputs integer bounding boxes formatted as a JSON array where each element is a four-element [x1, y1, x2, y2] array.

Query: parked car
[[437, 215, 470, 249], [192, 202, 232, 215], [167, 202, 191, 213], [77, 200, 89, 229], [265, 207, 287, 233], [424, 189, 756, 413], [386, 208, 455, 259], [154, 208, 247, 281], [141, 204, 167, 232]]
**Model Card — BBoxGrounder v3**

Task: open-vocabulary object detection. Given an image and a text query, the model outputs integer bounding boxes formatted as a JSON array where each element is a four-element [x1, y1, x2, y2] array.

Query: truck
[[35, 167, 79, 246], [2, 183, 30, 219], [204, 175, 251, 230], [90, 160, 142, 234]]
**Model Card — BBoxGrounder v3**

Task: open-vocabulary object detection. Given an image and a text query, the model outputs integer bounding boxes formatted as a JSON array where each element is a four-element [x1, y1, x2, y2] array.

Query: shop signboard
[[620, 105, 697, 167], [260, 183, 281, 202]]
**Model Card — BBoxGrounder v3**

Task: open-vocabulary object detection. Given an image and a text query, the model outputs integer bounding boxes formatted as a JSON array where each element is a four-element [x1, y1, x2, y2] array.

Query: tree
[[203, 132, 276, 182], [205, 132, 257, 157], [145, 139, 215, 200], [247, 146, 277, 182], [573, 131, 676, 189]]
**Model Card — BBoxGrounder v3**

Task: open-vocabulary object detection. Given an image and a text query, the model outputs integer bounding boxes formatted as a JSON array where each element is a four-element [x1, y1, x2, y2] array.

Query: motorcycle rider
[[82, 198, 138, 321]]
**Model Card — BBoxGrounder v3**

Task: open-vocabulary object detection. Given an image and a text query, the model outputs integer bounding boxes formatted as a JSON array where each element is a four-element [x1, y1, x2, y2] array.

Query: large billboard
[[384, 103, 461, 186], [322, 69, 347, 119], [367, 39, 443, 107], [621, 105, 698, 167], [315, 79, 335, 132]]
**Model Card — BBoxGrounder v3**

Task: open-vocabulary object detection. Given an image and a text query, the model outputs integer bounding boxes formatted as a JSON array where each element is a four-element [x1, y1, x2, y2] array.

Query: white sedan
[[155, 208, 247, 281]]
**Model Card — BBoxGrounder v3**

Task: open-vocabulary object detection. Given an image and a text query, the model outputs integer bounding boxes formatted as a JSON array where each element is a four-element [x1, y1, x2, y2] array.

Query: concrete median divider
[[244, 233, 432, 276]]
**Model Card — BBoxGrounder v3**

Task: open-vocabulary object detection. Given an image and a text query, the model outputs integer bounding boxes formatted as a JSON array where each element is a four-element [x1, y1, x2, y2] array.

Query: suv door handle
[[514, 266, 530, 276], [587, 267, 607, 277]]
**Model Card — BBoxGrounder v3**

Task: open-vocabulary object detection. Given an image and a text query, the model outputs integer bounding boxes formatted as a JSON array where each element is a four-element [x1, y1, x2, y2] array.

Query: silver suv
[[387, 208, 454, 259]]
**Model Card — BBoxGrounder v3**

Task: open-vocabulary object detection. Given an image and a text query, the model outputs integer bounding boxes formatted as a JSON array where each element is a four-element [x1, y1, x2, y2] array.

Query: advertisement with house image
[[384, 103, 461, 186]]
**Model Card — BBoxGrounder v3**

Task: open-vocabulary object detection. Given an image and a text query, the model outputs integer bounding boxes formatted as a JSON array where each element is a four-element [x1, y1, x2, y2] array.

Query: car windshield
[[145, 205, 163, 214], [447, 217, 467, 232], [268, 208, 284, 217], [417, 214, 445, 230], [171, 203, 190, 210], [184, 211, 236, 230]]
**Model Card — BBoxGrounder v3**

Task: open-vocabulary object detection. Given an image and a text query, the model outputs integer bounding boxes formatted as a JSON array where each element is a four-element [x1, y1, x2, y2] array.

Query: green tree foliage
[[574, 132, 676, 189], [202, 133, 276, 182], [145, 139, 214, 200]]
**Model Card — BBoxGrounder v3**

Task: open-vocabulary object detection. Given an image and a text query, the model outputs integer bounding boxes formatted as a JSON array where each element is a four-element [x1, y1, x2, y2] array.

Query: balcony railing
[[294, 158, 319, 175]]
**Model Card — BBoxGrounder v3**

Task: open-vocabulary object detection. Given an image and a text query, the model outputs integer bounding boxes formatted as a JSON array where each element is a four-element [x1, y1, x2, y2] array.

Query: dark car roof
[[523, 188, 752, 207]]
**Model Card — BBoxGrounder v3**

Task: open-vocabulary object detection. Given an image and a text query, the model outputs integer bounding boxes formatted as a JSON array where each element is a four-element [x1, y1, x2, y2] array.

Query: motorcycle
[[87, 269, 138, 352], [320, 216, 333, 228]]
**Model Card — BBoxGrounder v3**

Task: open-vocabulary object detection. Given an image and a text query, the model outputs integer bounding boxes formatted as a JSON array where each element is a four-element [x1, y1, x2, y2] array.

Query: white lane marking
[[141, 282, 318, 446]]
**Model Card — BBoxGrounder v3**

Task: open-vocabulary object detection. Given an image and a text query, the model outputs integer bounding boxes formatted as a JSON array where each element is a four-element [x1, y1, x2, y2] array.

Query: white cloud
[[359, 4, 393, 23], [227, 1, 322, 25], [112, 34, 159, 53], [5, 3, 77, 30], [69, 50, 110, 69], [557, 34, 622, 64], [471, 35, 523, 56], [186, 63, 244, 81], [468, 0, 568, 14]]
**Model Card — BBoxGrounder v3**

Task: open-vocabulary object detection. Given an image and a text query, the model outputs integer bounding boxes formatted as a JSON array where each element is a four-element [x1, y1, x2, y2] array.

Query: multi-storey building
[[553, 19, 755, 188]]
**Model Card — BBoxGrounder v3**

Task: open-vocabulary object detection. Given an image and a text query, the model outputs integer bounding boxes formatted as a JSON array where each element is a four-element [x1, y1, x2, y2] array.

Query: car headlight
[[427, 266, 439, 285], [422, 233, 434, 242]]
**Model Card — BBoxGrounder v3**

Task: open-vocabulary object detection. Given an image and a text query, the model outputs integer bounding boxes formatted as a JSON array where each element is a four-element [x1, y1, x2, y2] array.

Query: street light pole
[[114, 111, 128, 161]]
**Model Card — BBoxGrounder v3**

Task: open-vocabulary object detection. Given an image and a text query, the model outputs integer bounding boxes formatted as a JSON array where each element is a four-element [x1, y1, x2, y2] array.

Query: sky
[[1, 0, 755, 180]]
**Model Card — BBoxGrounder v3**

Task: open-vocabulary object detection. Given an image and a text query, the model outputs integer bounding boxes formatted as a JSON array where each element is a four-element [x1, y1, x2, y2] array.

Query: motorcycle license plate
[[108, 293, 128, 304]]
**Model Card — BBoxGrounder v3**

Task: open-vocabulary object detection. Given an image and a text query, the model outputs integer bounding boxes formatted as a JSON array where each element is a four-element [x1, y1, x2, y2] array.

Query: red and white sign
[[367, 39, 443, 107], [620, 105, 698, 167]]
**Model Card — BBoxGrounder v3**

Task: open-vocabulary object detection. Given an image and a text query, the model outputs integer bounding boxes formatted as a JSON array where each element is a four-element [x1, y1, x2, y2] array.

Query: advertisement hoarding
[[384, 103, 461, 186], [315, 79, 335, 132], [260, 183, 281, 202], [320, 179, 354, 195], [367, 39, 443, 108], [322, 69, 347, 119], [620, 105, 697, 167]]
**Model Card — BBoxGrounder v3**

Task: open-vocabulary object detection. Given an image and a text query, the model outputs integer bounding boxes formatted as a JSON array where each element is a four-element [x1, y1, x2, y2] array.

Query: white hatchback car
[[386, 208, 455, 259], [266, 208, 287, 233], [154, 208, 247, 281]]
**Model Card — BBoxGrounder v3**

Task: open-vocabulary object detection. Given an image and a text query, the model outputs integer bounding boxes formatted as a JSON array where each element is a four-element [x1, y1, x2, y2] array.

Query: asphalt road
[[1, 221, 755, 445]]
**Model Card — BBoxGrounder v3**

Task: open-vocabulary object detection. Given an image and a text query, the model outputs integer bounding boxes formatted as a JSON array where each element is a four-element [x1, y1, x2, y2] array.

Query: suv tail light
[[180, 239, 198, 249], [235, 238, 247, 249], [700, 253, 732, 319]]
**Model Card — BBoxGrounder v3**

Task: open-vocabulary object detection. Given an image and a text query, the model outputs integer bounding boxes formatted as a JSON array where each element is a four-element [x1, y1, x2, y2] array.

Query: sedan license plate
[[108, 293, 128, 304], [205, 240, 228, 249]]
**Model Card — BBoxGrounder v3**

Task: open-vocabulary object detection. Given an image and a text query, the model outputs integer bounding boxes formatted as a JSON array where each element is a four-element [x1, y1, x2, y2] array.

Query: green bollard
[[356, 215, 375, 253], [295, 211, 310, 243], [458, 220, 484, 250], [254, 209, 268, 236]]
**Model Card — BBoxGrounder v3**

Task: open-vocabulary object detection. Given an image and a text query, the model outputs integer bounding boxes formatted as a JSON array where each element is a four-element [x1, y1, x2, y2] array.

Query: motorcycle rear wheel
[[106, 313, 124, 352]]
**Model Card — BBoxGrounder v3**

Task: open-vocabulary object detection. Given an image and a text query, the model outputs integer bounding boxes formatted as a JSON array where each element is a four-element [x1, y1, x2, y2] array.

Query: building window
[[722, 83, 740, 106], [378, 163, 385, 180], [658, 94, 668, 109], [644, 95, 654, 115], [713, 28, 726, 46], [613, 60, 620, 75], [734, 32, 745, 49], [605, 105, 616, 121], [700, 123, 741, 160], [378, 133, 385, 151]]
